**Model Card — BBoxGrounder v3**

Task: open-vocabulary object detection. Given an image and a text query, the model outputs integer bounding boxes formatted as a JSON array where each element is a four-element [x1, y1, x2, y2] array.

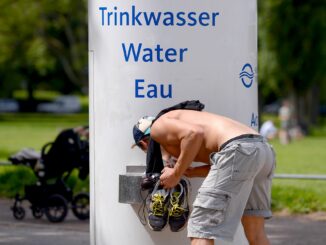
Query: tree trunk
[[26, 75, 37, 112], [27, 80, 35, 103], [288, 91, 297, 126], [308, 84, 319, 125], [292, 88, 319, 135], [290, 91, 308, 133]]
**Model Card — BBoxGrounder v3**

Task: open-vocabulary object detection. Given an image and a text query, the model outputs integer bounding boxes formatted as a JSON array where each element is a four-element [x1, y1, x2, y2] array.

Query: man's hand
[[160, 166, 180, 189]]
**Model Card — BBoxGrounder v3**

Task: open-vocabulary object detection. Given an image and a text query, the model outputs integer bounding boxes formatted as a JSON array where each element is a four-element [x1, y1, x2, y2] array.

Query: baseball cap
[[132, 116, 155, 148]]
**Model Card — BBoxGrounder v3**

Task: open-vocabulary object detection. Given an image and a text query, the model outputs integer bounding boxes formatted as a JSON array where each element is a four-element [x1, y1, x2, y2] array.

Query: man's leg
[[241, 215, 270, 245], [190, 238, 214, 245]]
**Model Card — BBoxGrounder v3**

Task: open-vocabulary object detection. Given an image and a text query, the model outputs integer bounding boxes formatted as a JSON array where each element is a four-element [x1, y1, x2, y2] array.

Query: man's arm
[[184, 165, 211, 178], [160, 146, 176, 167], [151, 116, 204, 188]]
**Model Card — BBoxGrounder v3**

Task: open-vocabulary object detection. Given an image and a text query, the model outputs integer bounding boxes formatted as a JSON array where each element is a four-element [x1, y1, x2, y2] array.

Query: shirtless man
[[134, 109, 275, 245]]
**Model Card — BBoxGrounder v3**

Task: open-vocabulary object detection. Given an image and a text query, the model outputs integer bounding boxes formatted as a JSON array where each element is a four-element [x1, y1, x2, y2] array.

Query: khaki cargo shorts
[[187, 135, 276, 242]]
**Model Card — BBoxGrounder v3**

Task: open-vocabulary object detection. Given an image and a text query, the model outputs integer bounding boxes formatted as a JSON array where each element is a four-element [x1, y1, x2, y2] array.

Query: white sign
[[89, 0, 257, 244]]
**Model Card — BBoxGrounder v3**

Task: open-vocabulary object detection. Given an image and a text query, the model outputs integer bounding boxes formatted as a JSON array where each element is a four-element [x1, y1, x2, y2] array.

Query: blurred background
[[0, 0, 89, 226], [0, 0, 325, 228]]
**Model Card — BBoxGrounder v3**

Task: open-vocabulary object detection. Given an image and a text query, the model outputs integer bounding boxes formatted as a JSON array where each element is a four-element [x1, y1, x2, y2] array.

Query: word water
[[122, 43, 188, 63]]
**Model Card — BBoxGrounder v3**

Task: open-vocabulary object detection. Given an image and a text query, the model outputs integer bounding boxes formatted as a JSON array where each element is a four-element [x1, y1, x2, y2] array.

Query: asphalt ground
[[0, 199, 326, 245], [265, 212, 326, 245], [0, 199, 89, 245]]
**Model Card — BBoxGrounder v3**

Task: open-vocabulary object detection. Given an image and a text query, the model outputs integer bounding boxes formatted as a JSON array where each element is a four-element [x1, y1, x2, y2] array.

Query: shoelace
[[137, 190, 150, 226], [169, 192, 186, 217], [152, 193, 165, 216]]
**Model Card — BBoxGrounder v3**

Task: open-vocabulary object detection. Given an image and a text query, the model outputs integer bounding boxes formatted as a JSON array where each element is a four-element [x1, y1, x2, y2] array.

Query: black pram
[[9, 127, 89, 222]]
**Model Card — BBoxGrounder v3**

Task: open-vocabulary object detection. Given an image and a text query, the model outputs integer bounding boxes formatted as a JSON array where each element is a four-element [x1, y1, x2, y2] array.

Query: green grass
[[0, 165, 89, 198], [272, 179, 326, 213], [267, 128, 326, 213], [261, 114, 326, 213], [270, 137, 326, 174], [0, 113, 88, 161]]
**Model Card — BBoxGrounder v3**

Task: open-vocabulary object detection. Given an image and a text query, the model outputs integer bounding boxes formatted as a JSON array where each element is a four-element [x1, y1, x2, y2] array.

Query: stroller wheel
[[32, 206, 44, 219], [13, 206, 25, 220], [72, 193, 89, 220], [44, 194, 68, 223]]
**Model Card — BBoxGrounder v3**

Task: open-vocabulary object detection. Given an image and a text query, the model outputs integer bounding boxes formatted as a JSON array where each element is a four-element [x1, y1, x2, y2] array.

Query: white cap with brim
[[132, 116, 155, 148]]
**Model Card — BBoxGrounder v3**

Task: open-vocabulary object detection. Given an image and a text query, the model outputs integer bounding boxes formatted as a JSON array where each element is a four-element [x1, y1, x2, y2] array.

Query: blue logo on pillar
[[239, 63, 254, 88]]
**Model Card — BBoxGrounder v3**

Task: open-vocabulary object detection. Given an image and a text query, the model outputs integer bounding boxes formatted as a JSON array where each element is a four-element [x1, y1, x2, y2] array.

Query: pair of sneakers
[[146, 178, 190, 232]]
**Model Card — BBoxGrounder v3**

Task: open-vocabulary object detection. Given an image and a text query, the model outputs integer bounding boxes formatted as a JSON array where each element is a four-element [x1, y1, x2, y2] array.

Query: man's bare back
[[133, 108, 273, 245], [151, 110, 258, 164]]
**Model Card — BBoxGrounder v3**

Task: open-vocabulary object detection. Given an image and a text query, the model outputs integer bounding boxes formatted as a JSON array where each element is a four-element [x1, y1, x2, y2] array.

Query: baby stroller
[[9, 127, 89, 223]]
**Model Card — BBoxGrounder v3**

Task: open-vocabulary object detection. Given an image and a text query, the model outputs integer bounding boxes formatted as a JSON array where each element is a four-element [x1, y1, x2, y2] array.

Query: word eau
[[135, 79, 172, 98]]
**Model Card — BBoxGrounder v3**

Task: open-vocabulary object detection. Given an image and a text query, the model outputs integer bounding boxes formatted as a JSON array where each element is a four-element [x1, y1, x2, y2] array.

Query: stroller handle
[[41, 142, 54, 157]]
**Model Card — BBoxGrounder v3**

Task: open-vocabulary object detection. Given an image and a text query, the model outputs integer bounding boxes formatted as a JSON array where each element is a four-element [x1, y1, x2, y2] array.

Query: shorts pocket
[[232, 143, 258, 181], [191, 190, 230, 227]]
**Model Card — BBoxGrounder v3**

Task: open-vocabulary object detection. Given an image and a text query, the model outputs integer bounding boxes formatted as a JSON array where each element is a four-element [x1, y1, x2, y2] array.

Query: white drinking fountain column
[[89, 0, 257, 244]]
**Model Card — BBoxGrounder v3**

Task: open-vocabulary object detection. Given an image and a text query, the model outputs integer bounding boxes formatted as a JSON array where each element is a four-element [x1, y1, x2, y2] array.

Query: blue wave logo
[[239, 63, 254, 88]]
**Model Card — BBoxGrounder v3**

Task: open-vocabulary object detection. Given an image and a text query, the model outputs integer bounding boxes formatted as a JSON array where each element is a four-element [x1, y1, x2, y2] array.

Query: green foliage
[[0, 165, 37, 197], [65, 170, 89, 194], [13, 89, 89, 112], [310, 118, 326, 137], [258, 0, 326, 97], [258, 0, 326, 128], [0, 0, 88, 98], [14, 90, 61, 101], [0, 166, 89, 198], [272, 180, 326, 213]]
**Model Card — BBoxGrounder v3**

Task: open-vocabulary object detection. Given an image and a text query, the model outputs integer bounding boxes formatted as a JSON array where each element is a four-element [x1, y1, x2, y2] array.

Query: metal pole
[[274, 174, 326, 180]]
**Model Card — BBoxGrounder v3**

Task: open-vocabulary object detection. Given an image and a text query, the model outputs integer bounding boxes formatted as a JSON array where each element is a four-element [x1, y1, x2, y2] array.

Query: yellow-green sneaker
[[147, 180, 170, 231], [168, 178, 190, 232]]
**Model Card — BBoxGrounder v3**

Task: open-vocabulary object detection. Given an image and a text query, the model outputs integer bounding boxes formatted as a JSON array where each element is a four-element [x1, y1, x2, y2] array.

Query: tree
[[0, 0, 88, 102], [258, 0, 326, 128]]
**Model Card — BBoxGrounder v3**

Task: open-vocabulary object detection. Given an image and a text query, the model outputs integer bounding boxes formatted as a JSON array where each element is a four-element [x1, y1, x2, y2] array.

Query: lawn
[[261, 114, 326, 213], [0, 113, 88, 161], [268, 133, 326, 213], [271, 137, 326, 174]]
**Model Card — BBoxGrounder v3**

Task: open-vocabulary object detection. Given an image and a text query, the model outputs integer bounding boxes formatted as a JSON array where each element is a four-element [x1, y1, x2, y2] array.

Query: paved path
[[0, 199, 326, 244], [265, 212, 326, 245], [0, 199, 89, 245]]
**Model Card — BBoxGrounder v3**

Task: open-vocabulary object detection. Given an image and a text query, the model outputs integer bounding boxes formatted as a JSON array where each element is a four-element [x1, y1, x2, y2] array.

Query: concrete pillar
[[89, 1, 257, 244]]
